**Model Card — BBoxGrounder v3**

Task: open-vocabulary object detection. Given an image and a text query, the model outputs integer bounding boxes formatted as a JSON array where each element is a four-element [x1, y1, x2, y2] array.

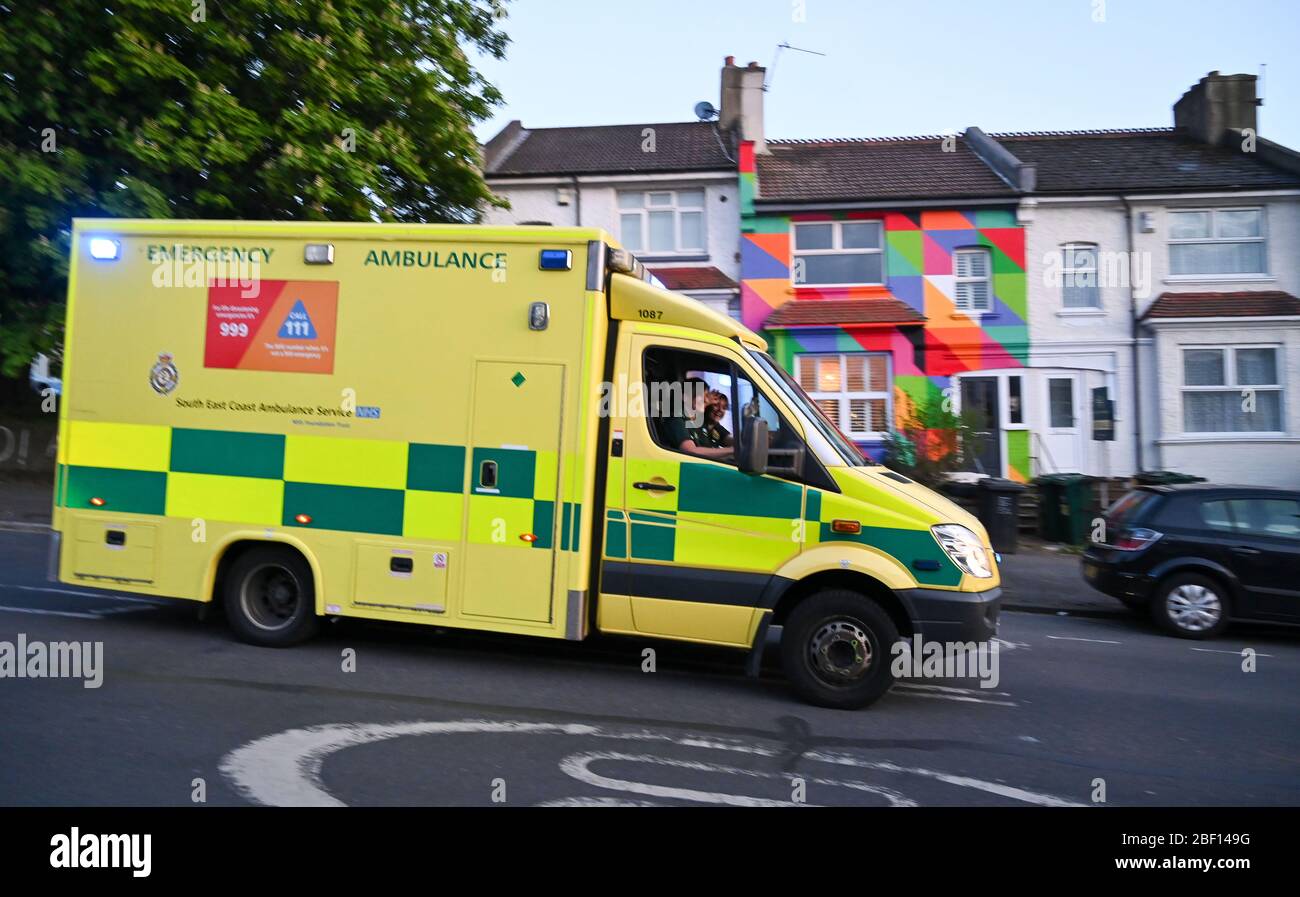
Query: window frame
[[1060, 242, 1101, 309], [639, 345, 832, 488], [794, 352, 893, 441], [1046, 376, 1078, 431], [617, 189, 707, 256], [953, 246, 993, 313], [1167, 207, 1268, 277], [1180, 344, 1285, 435], [790, 220, 885, 288]]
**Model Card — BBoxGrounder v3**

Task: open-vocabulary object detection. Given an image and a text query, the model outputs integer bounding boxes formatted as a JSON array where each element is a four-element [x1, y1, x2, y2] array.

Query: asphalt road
[[1, 529, 1297, 807]]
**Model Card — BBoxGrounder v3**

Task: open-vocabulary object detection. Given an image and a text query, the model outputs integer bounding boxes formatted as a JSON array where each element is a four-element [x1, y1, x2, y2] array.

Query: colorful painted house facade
[[739, 138, 1033, 481]]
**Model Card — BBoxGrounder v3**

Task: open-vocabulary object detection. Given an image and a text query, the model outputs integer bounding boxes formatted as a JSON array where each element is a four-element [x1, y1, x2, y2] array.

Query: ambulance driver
[[703, 389, 733, 448], [665, 377, 733, 461]]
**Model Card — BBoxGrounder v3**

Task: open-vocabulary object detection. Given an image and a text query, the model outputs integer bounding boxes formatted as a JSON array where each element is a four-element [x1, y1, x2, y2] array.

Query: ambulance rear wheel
[[781, 590, 899, 710], [223, 546, 320, 647]]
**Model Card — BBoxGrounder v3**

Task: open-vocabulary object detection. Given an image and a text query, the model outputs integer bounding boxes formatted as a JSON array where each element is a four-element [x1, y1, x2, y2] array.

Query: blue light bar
[[88, 237, 120, 261], [538, 249, 572, 271]]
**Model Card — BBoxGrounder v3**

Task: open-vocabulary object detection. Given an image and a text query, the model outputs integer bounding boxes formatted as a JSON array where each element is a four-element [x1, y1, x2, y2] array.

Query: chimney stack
[[719, 56, 767, 154], [1174, 71, 1261, 146]]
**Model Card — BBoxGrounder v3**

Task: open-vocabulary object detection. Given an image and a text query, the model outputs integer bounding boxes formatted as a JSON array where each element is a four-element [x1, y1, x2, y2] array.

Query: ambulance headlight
[[88, 238, 120, 261], [931, 524, 993, 578]]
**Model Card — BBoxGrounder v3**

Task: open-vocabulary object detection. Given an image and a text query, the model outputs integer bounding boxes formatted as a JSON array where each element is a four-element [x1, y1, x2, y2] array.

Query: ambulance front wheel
[[780, 589, 899, 710], [223, 546, 321, 647]]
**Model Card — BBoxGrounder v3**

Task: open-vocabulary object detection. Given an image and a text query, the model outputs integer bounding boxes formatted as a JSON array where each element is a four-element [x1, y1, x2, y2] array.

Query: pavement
[[0, 527, 1297, 807], [0, 474, 53, 528]]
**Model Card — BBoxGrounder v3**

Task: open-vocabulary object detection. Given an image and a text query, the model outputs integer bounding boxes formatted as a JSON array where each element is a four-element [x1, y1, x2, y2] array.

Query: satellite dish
[[694, 101, 719, 122]]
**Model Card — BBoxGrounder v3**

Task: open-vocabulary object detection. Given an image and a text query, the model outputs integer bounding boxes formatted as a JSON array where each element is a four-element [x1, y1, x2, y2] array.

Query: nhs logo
[[356, 406, 381, 419]]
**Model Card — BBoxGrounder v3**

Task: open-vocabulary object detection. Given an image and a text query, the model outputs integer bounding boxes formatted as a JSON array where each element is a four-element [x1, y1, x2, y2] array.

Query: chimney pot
[[725, 55, 735, 66]]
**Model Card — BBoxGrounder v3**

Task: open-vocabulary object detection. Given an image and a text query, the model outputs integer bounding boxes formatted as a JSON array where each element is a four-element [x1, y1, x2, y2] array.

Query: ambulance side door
[[611, 332, 810, 646]]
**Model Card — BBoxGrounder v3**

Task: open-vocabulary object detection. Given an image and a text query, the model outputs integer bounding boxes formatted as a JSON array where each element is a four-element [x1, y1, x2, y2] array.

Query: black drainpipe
[[571, 175, 582, 226], [1121, 195, 1144, 474]]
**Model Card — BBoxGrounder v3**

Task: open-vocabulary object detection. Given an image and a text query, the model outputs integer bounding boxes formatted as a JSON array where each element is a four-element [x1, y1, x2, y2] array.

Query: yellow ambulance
[[54, 220, 1001, 708]]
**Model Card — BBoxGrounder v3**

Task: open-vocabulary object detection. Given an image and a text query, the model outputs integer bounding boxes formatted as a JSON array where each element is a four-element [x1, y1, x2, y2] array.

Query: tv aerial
[[766, 41, 826, 90]]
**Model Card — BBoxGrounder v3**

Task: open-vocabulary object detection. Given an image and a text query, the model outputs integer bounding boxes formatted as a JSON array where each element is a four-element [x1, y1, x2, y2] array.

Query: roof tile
[[997, 129, 1300, 193], [1143, 290, 1300, 319], [647, 266, 737, 291], [765, 297, 926, 326], [755, 137, 1016, 202], [486, 122, 735, 176]]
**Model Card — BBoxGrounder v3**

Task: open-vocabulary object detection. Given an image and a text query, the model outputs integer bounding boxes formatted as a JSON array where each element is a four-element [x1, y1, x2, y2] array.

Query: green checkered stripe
[[606, 462, 804, 563], [60, 427, 581, 549], [804, 485, 962, 588], [605, 468, 961, 588]]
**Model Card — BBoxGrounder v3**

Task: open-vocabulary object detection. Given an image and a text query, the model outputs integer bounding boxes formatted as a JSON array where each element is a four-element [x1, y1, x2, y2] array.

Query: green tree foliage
[[0, 0, 510, 376]]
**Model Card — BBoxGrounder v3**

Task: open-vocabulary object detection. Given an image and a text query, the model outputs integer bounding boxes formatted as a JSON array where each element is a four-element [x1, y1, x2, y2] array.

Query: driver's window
[[735, 370, 803, 477], [643, 348, 737, 465]]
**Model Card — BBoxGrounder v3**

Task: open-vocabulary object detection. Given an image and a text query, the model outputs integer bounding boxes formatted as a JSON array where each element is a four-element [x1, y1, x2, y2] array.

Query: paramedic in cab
[[704, 389, 733, 448], [668, 377, 733, 461]]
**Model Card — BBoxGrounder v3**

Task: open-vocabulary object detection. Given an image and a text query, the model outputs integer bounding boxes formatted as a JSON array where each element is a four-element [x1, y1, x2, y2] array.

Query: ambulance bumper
[[899, 586, 1001, 643]]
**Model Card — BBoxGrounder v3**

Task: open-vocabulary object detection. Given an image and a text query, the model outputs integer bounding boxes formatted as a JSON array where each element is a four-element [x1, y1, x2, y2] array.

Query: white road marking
[[894, 683, 1011, 697], [219, 718, 1081, 808], [534, 796, 663, 807], [892, 684, 1016, 707], [0, 604, 101, 620], [561, 751, 916, 807], [806, 750, 1087, 807], [5, 584, 160, 604], [0, 522, 51, 534], [993, 638, 1029, 651], [1191, 647, 1273, 658], [1046, 635, 1122, 645]]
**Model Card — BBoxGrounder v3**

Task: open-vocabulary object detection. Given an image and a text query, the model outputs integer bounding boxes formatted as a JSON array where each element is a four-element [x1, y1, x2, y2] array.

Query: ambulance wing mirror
[[738, 418, 769, 475]]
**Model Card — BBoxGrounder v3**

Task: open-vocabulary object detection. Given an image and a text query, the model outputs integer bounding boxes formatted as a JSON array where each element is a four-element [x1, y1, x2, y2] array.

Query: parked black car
[[1082, 484, 1300, 638]]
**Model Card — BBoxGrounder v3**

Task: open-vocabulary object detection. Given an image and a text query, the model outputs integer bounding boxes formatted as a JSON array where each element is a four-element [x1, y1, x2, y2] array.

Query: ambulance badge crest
[[150, 353, 179, 395]]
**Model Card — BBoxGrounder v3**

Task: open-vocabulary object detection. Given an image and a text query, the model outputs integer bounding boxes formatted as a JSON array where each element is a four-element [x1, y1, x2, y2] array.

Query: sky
[[472, 0, 1300, 149]]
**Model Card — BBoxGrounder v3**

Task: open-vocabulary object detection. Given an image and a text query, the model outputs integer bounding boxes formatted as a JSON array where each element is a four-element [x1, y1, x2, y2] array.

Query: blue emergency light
[[538, 249, 572, 271]]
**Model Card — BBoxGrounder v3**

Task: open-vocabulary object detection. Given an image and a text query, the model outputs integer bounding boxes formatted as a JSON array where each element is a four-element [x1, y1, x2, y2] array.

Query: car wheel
[[1152, 573, 1229, 639], [780, 589, 899, 710], [223, 546, 320, 647]]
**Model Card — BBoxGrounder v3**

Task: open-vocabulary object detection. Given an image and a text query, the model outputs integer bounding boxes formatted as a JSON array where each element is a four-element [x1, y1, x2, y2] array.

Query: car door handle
[[633, 480, 676, 493], [1232, 545, 1262, 555]]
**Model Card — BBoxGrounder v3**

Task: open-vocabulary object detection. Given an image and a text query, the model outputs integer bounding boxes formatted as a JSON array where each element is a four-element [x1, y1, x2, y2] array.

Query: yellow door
[[613, 333, 808, 645], [460, 361, 564, 623]]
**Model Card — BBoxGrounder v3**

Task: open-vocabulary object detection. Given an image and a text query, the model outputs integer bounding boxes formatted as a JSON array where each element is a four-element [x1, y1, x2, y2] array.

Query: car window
[[1198, 499, 1245, 532], [1238, 498, 1300, 539], [1107, 490, 1157, 526]]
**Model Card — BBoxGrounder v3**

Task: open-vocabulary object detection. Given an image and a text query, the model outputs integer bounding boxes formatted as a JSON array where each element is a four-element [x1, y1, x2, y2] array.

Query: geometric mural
[[739, 143, 1029, 480]]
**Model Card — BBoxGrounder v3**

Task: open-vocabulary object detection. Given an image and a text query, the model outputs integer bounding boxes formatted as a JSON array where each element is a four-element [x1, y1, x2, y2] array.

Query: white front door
[[1041, 374, 1083, 473]]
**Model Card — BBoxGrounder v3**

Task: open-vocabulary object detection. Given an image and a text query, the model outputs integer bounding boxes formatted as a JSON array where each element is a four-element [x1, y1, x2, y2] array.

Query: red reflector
[[294, 514, 312, 525], [520, 533, 538, 543], [831, 519, 861, 534], [89, 497, 106, 507]]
